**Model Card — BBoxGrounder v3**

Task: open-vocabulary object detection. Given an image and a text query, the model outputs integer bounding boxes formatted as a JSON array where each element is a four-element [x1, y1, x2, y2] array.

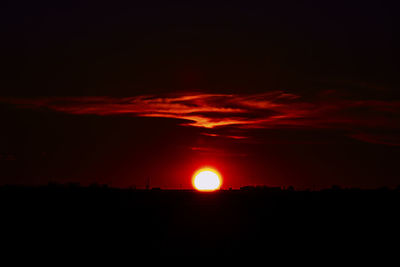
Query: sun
[[192, 168, 222, 192]]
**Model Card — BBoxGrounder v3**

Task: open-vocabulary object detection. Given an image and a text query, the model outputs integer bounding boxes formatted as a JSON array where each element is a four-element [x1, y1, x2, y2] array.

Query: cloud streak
[[1, 91, 399, 145]]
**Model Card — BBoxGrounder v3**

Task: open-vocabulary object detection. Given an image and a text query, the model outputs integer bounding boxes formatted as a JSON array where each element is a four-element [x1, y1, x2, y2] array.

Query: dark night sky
[[1, 0, 399, 189]]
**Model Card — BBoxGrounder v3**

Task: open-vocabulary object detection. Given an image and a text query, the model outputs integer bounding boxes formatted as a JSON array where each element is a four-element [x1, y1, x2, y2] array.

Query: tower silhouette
[[145, 176, 150, 190]]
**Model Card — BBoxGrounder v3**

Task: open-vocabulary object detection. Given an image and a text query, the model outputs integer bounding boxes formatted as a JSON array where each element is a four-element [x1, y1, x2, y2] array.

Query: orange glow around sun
[[192, 168, 222, 192]]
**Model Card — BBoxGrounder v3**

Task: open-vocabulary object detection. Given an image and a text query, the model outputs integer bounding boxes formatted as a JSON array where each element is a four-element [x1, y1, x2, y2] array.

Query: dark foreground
[[1, 186, 399, 261]]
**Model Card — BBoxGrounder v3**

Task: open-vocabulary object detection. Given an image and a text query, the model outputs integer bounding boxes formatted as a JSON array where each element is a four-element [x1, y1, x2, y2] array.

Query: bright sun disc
[[192, 168, 222, 191]]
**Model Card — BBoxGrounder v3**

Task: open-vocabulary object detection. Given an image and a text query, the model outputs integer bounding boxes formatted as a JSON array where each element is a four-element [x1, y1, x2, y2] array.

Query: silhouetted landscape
[[2, 184, 399, 259], [2, 0, 400, 262]]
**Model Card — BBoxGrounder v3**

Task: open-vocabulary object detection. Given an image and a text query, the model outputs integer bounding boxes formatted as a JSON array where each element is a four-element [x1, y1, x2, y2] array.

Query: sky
[[1, 0, 399, 189]]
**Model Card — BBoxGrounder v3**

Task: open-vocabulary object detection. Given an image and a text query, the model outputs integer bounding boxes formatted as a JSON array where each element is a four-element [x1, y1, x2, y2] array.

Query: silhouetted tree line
[[1, 180, 399, 259], [1, 182, 400, 192]]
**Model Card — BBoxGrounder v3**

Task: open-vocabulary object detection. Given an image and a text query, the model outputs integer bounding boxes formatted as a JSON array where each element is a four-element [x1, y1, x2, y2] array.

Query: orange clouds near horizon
[[1, 91, 399, 145]]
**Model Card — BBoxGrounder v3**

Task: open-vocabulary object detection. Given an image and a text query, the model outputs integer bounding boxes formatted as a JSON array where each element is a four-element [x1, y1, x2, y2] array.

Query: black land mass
[[1, 185, 399, 260]]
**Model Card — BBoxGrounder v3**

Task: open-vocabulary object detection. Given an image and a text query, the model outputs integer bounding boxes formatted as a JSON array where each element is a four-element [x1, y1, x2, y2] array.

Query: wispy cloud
[[1, 91, 399, 145]]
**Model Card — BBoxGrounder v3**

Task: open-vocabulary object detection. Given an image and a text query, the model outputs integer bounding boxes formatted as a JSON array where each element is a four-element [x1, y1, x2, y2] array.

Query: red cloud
[[1, 91, 399, 145]]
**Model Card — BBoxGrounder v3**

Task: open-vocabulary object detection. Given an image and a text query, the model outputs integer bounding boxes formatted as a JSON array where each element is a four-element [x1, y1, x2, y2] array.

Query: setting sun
[[192, 168, 222, 192]]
